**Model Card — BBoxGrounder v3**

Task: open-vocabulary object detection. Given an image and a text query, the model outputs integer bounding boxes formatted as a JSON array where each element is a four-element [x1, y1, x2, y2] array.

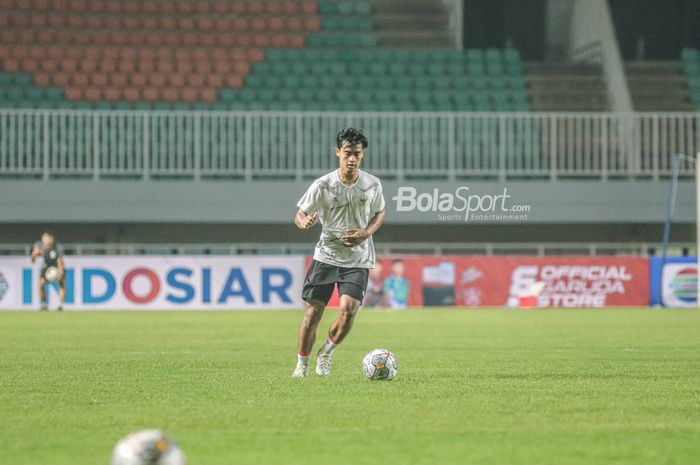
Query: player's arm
[[30, 246, 41, 263], [57, 257, 65, 273], [295, 209, 319, 230], [341, 209, 386, 246]]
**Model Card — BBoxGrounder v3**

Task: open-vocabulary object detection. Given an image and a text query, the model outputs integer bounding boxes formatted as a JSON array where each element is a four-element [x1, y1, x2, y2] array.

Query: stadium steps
[[625, 61, 692, 111], [524, 63, 609, 111], [369, 0, 453, 48]]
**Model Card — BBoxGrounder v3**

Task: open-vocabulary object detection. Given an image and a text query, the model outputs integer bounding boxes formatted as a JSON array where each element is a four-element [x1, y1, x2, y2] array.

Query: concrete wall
[[0, 179, 694, 224]]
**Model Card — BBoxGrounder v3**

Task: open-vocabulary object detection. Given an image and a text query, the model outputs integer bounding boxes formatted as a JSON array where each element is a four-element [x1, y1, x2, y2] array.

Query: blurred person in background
[[384, 259, 409, 309], [30, 232, 66, 311], [363, 261, 385, 307]]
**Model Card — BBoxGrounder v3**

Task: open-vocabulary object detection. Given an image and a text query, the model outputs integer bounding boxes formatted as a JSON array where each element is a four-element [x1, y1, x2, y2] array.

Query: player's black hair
[[336, 127, 368, 149]]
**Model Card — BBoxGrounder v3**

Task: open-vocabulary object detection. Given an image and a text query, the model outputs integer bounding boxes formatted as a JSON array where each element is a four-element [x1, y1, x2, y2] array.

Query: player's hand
[[302, 212, 318, 230], [341, 228, 368, 247]]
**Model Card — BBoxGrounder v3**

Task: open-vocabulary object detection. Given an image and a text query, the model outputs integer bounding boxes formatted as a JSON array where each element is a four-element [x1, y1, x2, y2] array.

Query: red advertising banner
[[307, 256, 649, 308]]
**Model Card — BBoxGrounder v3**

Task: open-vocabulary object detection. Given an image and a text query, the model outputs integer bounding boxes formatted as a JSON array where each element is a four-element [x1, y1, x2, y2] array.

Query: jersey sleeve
[[296, 181, 323, 215], [33, 241, 43, 251], [371, 180, 386, 213], [56, 244, 65, 257]]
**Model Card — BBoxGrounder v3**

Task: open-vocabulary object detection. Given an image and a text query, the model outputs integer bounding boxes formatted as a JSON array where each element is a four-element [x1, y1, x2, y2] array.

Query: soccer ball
[[362, 349, 398, 380], [111, 429, 186, 465], [44, 266, 62, 282]]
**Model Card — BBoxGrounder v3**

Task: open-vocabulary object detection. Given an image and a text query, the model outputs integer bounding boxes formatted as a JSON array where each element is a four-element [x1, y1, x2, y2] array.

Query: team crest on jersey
[[359, 194, 368, 205], [49, 250, 57, 259]]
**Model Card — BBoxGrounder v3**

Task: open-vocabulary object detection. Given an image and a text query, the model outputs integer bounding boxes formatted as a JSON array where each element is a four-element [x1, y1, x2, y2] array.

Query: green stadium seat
[[320, 75, 337, 88], [239, 89, 257, 103], [263, 75, 284, 88], [265, 49, 285, 61], [408, 63, 427, 75], [301, 75, 321, 88], [354, 1, 372, 15], [338, 49, 357, 62], [290, 62, 308, 74], [388, 63, 406, 75], [468, 62, 486, 75], [684, 61, 700, 76], [394, 76, 413, 89], [219, 89, 238, 102], [466, 49, 484, 63], [309, 62, 330, 75], [0, 72, 13, 86], [278, 75, 298, 89], [470, 76, 488, 90], [433, 76, 451, 89], [297, 89, 315, 102], [318, 2, 337, 15], [253, 62, 273, 74], [504, 48, 521, 63], [271, 62, 290, 75], [491, 77, 508, 89], [487, 61, 504, 75], [414, 76, 432, 90], [485, 48, 502, 63], [447, 63, 465, 75], [277, 89, 295, 102], [373, 76, 394, 90], [246, 75, 265, 87], [45, 87, 63, 101], [412, 51, 432, 63], [681, 48, 699, 63], [369, 63, 387, 75], [12, 73, 32, 86], [358, 35, 378, 47]]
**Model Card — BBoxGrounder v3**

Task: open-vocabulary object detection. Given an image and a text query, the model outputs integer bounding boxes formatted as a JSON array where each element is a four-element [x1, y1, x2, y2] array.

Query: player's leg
[[58, 277, 66, 311], [294, 260, 336, 377], [38, 275, 48, 311], [328, 294, 362, 343], [297, 299, 326, 355], [315, 268, 368, 376], [293, 298, 328, 378]]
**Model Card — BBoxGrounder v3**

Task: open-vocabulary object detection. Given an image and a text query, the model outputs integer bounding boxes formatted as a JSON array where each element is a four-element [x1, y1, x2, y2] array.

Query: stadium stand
[[525, 63, 608, 111], [0, 0, 530, 111], [681, 48, 700, 110], [626, 58, 694, 111]]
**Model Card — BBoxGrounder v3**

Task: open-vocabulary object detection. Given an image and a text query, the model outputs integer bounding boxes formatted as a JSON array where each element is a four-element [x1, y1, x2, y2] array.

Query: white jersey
[[297, 169, 385, 268]]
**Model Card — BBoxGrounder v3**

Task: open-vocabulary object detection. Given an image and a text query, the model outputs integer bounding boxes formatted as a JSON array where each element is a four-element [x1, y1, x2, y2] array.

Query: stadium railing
[[0, 110, 698, 181], [0, 242, 694, 257]]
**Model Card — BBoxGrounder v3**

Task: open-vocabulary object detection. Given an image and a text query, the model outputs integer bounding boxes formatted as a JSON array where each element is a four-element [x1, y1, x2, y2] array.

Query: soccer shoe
[[40, 303, 48, 311], [291, 365, 308, 378], [315, 351, 333, 377]]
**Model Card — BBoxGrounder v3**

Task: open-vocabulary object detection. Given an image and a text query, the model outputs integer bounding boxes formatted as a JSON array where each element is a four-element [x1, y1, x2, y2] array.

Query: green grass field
[[1, 308, 699, 465]]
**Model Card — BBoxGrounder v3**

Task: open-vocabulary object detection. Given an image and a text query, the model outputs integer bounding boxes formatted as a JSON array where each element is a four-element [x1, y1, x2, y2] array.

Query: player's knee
[[303, 301, 325, 324], [339, 300, 360, 318]]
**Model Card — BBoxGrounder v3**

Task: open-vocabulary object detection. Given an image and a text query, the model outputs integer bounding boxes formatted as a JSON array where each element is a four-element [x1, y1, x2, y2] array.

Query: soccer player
[[30, 232, 66, 311], [292, 128, 386, 377]]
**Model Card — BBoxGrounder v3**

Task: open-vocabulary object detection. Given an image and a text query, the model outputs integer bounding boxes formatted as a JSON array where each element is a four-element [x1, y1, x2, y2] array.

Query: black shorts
[[302, 259, 369, 305]]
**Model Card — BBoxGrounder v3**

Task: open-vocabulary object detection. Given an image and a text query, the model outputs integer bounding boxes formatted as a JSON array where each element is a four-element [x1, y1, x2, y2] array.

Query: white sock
[[320, 338, 339, 355], [297, 353, 309, 367]]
